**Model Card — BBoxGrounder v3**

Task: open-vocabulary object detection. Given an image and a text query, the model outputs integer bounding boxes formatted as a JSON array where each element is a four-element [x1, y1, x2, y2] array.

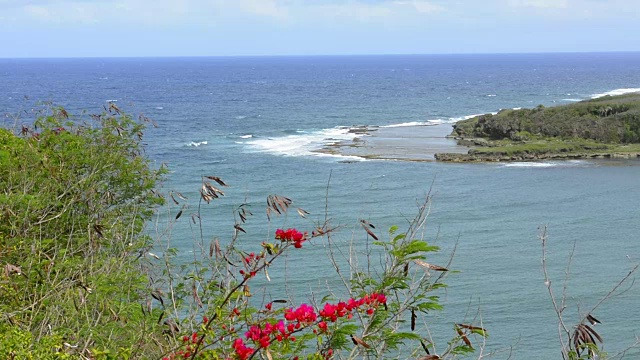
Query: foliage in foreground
[[1, 105, 167, 357], [2, 105, 637, 359], [1, 105, 485, 359]]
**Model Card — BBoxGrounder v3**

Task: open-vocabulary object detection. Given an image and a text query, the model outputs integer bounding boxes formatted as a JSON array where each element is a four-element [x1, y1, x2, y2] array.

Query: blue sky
[[1, 0, 639, 57]]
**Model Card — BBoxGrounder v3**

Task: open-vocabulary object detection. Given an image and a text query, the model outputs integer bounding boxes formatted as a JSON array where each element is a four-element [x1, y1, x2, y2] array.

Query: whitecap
[[561, 99, 582, 102], [155, 106, 164, 110], [591, 88, 640, 98], [235, 116, 247, 120], [449, 112, 496, 122], [381, 121, 435, 128], [106, 99, 117, 102], [239, 134, 253, 139], [504, 162, 558, 168], [244, 127, 366, 158], [504, 160, 588, 168], [187, 141, 208, 147], [486, 94, 497, 97]]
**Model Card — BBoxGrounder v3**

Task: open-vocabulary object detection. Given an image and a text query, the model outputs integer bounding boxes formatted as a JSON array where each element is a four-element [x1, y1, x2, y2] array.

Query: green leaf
[[471, 328, 488, 337], [416, 301, 443, 312], [383, 332, 422, 350], [392, 233, 406, 244], [336, 324, 359, 335]]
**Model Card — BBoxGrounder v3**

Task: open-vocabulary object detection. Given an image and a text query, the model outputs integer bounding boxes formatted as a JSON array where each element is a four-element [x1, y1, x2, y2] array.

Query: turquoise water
[[2, 53, 640, 358]]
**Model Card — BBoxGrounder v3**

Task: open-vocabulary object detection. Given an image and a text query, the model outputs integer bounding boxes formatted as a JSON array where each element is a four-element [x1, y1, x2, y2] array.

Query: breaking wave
[[186, 141, 208, 147], [591, 88, 640, 98]]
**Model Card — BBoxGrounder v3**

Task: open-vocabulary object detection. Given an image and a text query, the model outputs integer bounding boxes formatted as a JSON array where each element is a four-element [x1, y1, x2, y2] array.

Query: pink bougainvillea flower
[[275, 228, 307, 248], [232, 338, 254, 360], [318, 321, 328, 331]]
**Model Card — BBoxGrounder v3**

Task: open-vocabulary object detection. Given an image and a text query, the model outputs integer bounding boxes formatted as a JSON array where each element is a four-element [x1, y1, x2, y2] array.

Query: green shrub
[[1, 105, 167, 357]]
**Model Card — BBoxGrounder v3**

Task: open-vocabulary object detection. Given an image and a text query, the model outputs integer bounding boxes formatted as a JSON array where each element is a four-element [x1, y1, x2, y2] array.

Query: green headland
[[435, 93, 640, 162]]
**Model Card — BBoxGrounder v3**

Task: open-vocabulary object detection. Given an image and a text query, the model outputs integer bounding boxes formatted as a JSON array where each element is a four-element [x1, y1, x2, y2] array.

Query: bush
[[1, 104, 167, 357], [2, 105, 486, 359], [451, 93, 640, 144]]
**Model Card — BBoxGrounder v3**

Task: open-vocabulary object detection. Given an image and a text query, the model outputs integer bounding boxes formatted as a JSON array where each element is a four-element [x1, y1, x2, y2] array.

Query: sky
[[0, 0, 639, 57]]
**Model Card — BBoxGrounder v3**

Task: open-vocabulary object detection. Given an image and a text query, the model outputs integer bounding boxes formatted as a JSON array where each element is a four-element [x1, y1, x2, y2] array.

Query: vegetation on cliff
[[1, 104, 167, 357], [452, 93, 640, 143], [436, 93, 640, 161]]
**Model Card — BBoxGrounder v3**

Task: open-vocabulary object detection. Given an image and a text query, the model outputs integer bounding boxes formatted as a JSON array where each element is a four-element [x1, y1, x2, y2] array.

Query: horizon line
[[2, 50, 640, 60]]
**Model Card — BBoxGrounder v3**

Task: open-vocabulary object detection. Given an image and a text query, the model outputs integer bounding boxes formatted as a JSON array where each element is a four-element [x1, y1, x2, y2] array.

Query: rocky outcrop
[[434, 151, 640, 162]]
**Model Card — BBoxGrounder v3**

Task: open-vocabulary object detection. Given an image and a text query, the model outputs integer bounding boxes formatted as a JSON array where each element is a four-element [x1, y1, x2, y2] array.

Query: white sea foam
[[561, 98, 582, 102], [381, 121, 435, 128], [487, 94, 497, 97], [106, 99, 117, 102], [591, 88, 640, 98], [504, 160, 588, 168], [235, 116, 247, 120], [187, 141, 208, 147], [155, 106, 164, 110], [239, 134, 253, 139], [379, 112, 497, 129], [245, 127, 365, 158], [504, 162, 558, 168], [450, 112, 494, 122]]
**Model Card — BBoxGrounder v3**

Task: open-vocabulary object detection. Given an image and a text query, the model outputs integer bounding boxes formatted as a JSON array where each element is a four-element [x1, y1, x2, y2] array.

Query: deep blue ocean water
[[2, 53, 640, 358]]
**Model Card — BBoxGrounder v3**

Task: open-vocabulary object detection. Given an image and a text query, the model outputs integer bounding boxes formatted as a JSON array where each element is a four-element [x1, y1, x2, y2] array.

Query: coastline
[[435, 149, 640, 162], [435, 92, 640, 162], [315, 123, 469, 161], [315, 122, 640, 163]]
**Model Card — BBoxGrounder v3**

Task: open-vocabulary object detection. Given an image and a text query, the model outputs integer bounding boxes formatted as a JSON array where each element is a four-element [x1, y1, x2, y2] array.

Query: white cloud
[[296, 0, 445, 23], [412, 1, 444, 13], [316, 2, 393, 20], [24, 5, 52, 19], [236, 0, 289, 19], [509, 0, 569, 9], [393, 0, 445, 14], [2, 0, 449, 27], [21, 2, 101, 24]]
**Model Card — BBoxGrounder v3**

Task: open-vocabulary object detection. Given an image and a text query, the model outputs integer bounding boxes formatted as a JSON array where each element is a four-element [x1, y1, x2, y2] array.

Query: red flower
[[366, 308, 374, 315], [275, 228, 307, 248], [232, 338, 254, 360], [284, 304, 317, 324], [318, 321, 328, 331]]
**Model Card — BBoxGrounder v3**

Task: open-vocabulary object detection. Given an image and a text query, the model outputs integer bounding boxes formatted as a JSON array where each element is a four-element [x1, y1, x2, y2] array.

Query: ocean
[[1, 53, 640, 358]]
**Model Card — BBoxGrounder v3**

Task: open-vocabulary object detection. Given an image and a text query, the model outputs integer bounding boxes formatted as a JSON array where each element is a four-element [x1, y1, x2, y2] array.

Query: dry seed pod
[[360, 222, 379, 240], [205, 176, 228, 187], [414, 260, 448, 272], [151, 290, 164, 307], [350, 335, 371, 348], [455, 325, 473, 349]]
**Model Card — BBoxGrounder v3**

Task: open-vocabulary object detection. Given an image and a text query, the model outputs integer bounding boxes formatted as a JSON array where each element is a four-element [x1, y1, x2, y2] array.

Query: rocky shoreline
[[435, 93, 640, 162], [435, 151, 640, 162]]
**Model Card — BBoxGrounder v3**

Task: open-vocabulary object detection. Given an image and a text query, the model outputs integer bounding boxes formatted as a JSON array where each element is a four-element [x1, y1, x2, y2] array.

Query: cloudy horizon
[[1, 0, 639, 58]]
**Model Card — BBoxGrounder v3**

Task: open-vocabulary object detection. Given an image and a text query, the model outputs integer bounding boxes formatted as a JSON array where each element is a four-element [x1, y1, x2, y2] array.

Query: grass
[[470, 138, 640, 156]]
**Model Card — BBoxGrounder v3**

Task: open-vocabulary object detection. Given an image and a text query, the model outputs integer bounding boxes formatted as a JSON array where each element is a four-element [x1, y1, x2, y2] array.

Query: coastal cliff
[[435, 93, 640, 162]]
